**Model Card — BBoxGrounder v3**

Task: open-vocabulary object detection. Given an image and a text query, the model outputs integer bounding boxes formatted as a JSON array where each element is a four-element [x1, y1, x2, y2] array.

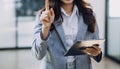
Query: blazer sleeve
[[31, 11, 51, 60], [92, 20, 102, 62]]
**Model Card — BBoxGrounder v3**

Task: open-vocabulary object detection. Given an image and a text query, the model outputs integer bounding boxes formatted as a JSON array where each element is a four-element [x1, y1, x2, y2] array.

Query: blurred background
[[0, 0, 120, 69]]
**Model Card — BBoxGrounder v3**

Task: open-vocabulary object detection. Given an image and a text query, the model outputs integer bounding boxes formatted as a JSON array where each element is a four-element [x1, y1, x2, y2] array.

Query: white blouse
[[61, 5, 79, 63]]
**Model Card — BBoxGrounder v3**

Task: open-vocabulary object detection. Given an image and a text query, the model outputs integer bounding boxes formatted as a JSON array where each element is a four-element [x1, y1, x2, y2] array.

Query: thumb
[[50, 8, 55, 16]]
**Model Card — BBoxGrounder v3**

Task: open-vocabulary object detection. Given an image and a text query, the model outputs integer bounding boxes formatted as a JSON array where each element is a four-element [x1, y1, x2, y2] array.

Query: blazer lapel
[[53, 15, 88, 51], [76, 15, 88, 41], [53, 19, 67, 51]]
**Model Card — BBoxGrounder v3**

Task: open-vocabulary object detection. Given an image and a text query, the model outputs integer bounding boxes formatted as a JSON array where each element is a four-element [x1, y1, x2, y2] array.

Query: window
[[106, 0, 120, 63], [109, 0, 120, 17], [0, 0, 44, 49]]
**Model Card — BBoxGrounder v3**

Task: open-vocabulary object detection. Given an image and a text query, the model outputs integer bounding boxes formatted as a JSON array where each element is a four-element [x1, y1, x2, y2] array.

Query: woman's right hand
[[40, 0, 55, 30], [40, 0, 55, 40]]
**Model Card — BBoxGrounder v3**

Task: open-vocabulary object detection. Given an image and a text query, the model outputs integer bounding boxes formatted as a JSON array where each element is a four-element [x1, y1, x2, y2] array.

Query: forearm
[[32, 32, 48, 60], [41, 25, 51, 40]]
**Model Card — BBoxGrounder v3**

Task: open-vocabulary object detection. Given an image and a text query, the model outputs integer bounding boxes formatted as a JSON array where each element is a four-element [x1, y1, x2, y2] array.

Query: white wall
[[87, 0, 105, 53]]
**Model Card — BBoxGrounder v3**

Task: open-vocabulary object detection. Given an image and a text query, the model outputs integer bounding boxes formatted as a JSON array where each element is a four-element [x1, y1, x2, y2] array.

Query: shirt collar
[[61, 5, 79, 16]]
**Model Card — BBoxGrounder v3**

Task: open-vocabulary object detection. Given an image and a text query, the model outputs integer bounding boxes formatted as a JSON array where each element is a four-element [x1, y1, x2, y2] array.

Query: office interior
[[0, 0, 120, 69]]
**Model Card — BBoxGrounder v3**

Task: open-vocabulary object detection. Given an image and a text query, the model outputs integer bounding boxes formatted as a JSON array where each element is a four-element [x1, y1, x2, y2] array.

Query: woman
[[32, 0, 102, 69]]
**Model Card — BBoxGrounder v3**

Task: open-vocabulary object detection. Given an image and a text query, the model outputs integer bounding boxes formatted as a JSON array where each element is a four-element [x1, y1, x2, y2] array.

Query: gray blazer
[[32, 11, 102, 69]]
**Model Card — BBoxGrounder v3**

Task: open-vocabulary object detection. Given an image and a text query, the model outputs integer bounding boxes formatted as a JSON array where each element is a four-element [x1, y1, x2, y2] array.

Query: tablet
[[79, 39, 105, 47], [64, 39, 105, 56]]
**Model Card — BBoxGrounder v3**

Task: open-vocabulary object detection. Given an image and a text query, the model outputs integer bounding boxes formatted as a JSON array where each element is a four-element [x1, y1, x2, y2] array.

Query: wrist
[[42, 25, 51, 31], [41, 25, 51, 40]]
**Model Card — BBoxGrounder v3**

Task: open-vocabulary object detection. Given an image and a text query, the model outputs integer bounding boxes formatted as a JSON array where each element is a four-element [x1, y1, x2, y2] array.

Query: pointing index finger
[[45, 0, 49, 11]]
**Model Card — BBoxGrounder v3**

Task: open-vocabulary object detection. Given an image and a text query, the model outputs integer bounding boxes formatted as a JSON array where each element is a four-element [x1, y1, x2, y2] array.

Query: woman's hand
[[82, 45, 101, 57], [40, 0, 55, 29], [40, 8, 55, 29], [40, 0, 55, 40]]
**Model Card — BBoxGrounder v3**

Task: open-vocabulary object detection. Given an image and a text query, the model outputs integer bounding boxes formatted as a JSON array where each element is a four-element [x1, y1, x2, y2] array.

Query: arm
[[92, 22, 102, 62], [32, 0, 55, 60], [31, 11, 50, 60]]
